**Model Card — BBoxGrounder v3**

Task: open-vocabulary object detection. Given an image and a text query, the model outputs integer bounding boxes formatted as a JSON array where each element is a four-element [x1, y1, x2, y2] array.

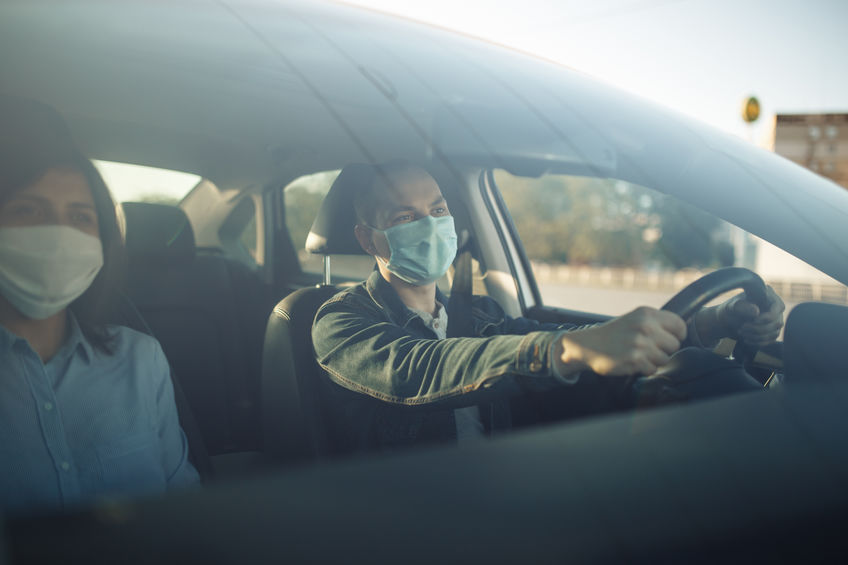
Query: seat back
[[110, 295, 215, 480], [261, 285, 340, 464], [122, 202, 272, 457], [784, 302, 848, 383], [261, 164, 373, 463]]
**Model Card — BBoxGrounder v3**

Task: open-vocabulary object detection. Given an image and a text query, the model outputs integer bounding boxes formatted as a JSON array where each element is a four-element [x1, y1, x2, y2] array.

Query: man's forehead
[[371, 169, 444, 210]]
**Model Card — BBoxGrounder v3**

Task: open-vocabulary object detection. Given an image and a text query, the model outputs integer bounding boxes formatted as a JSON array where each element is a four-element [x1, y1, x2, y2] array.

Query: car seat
[[110, 294, 214, 480], [261, 164, 373, 464], [784, 302, 848, 383], [122, 202, 272, 458]]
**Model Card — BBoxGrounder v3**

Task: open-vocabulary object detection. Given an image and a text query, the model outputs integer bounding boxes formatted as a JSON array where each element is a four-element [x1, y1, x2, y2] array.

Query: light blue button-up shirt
[[0, 314, 199, 515]]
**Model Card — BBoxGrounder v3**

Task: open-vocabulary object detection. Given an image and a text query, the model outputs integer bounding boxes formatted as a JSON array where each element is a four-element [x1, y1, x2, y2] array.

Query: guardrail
[[530, 263, 848, 305]]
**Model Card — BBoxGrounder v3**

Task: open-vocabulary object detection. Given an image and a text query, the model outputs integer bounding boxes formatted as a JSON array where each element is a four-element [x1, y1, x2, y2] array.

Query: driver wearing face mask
[[311, 161, 787, 454], [0, 96, 199, 515]]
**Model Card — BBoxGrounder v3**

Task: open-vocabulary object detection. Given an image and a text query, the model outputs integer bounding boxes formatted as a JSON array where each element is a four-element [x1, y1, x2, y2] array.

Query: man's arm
[[313, 296, 565, 409], [552, 307, 688, 377]]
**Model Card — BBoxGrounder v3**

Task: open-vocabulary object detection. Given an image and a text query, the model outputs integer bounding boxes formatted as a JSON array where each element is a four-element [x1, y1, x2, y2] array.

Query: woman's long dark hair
[[0, 94, 125, 353]]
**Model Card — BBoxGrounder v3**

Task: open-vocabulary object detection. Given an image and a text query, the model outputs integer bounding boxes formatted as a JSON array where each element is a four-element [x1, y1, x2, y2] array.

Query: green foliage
[[495, 170, 728, 269], [285, 186, 325, 252], [284, 170, 340, 251], [649, 197, 724, 269]]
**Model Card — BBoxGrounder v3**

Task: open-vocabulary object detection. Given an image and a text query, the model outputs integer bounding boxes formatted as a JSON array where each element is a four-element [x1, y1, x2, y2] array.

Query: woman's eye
[[1, 203, 42, 223], [9, 204, 40, 218], [71, 211, 97, 226]]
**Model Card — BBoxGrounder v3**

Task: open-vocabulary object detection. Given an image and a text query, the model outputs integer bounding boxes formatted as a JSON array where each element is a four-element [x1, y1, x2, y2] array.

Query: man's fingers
[[643, 345, 672, 373], [656, 310, 687, 341], [732, 301, 761, 320], [651, 327, 682, 356]]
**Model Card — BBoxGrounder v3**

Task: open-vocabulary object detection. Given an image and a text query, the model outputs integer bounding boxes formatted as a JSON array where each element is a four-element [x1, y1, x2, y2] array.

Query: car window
[[239, 214, 258, 261], [493, 169, 848, 316], [93, 160, 199, 205], [97, 159, 263, 267], [283, 170, 376, 282], [219, 195, 262, 267]]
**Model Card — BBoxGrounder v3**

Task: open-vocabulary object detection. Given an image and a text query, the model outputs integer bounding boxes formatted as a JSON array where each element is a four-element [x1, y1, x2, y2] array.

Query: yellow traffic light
[[742, 96, 760, 123]]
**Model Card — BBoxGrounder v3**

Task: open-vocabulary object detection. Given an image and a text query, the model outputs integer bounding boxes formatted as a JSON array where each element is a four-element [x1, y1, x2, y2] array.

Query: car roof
[[2, 0, 848, 285]]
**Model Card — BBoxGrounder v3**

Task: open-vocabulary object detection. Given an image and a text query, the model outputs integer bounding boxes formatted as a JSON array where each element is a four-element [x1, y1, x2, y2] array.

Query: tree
[[495, 170, 731, 269]]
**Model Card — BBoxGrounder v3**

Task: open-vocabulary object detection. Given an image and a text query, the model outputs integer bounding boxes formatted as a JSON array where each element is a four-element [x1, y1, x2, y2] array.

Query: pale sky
[[342, 0, 848, 144]]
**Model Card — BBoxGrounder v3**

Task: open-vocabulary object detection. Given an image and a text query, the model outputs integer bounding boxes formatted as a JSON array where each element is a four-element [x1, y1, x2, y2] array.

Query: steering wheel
[[650, 267, 775, 396], [660, 266, 771, 367], [660, 267, 769, 321]]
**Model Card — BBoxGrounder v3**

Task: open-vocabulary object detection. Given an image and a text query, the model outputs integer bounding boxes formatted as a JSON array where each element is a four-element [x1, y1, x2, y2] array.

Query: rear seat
[[122, 202, 272, 460]]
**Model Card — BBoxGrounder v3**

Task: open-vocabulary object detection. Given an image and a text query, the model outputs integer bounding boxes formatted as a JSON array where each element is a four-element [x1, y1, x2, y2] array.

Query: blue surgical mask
[[371, 215, 458, 285]]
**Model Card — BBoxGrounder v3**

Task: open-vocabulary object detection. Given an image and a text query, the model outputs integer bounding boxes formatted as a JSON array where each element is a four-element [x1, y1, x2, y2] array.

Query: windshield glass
[[493, 169, 848, 316]]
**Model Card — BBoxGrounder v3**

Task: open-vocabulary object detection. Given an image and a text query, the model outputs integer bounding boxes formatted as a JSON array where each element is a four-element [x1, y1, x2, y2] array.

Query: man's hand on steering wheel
[[693, 285, 786, 348], [553, 307, 687, 377]]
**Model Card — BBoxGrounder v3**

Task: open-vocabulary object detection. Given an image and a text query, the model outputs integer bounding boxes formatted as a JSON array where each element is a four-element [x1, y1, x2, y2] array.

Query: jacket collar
[[364, 270, 450, 329]]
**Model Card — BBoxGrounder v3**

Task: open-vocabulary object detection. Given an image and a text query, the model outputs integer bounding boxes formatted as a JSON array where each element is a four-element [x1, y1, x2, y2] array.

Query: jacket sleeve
[[312, 294, 566, 409]]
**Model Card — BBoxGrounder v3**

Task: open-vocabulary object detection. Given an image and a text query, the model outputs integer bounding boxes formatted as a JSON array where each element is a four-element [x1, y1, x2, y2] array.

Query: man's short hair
[[352, 160, 430, 226]]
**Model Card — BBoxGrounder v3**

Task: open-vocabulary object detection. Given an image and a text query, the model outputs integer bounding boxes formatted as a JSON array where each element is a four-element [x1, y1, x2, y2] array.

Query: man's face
[[358, 168, 451, 261]]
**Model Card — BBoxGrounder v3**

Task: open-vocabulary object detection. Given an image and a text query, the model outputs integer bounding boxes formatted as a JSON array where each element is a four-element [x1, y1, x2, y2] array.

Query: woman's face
[[0, 168, 100, 238]]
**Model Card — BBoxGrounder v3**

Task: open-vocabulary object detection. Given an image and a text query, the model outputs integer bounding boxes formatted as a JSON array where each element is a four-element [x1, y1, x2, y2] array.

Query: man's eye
[[392, 214, 413, 225], [432, 207, 447, 216]]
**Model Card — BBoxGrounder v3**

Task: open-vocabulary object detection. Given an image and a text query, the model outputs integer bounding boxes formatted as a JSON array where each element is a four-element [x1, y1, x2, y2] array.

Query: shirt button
[[44, 402, 54, 411], [60, 461, 70, 471]]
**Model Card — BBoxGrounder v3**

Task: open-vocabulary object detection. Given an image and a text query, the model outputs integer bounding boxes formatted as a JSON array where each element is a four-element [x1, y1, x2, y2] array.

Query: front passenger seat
[[261, 164, 372, 465], [123, 202, 270, 459]]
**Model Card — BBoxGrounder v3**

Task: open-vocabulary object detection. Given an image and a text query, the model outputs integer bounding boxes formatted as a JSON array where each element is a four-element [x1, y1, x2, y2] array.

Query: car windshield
[[494, 169, 847, 316], [2, 0, 848, 561]]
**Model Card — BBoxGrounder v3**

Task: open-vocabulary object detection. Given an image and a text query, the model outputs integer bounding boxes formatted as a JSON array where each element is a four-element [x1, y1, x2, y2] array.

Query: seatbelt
[[446, 230, 473, 339], [445, 231, 510, 433]]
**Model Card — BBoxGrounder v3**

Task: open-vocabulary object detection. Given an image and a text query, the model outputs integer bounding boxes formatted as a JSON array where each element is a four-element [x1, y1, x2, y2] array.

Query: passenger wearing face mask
[[0, 96, 199, 515], [311, 161, 786, 454]]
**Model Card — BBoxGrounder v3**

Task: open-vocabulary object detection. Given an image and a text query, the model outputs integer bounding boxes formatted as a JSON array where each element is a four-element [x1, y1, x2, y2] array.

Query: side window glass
[[94, 160, 200, 205], [493, 169, 847, 316], [283, 170, 376, 282], [239, 215, 258, 261], [219, 196, 261, 267]]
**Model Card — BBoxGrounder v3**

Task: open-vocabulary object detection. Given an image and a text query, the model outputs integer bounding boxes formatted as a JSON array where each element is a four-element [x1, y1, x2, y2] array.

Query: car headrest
[[304, 163, 374, 256], [122, 202, 196, 264]]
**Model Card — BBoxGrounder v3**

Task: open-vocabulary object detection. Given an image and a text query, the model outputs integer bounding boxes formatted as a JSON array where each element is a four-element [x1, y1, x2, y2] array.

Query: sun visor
[[431, 102, 617, 178]]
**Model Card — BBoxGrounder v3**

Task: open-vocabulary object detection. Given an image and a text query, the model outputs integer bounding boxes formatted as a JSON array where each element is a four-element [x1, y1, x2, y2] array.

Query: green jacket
[[312, 270, 576, 454]]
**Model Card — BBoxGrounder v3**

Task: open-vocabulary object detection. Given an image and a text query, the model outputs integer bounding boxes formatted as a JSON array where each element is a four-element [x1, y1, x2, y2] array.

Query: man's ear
[[354, 224, 376, 255]]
